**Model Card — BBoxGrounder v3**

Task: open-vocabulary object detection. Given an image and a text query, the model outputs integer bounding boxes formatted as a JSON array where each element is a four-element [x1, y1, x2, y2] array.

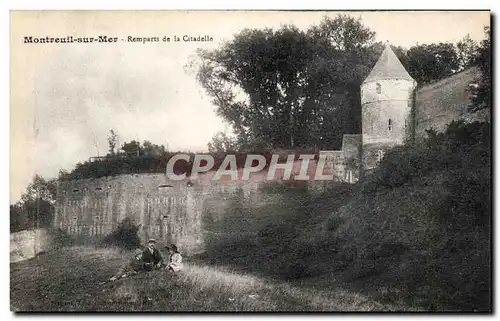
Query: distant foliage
[[59, 140, 318, 181], [207, 132, 239, 153], [455, 34, 480, 71], [107, 129, 119, 155], [469, 26, 491, 112], [101, 218, 142, 250], [405, 42, 460, 85], [10, 174, 57, 233]]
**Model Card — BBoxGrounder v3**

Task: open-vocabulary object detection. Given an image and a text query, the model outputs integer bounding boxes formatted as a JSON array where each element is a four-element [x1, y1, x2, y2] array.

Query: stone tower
[[360, 44, 417, 172]]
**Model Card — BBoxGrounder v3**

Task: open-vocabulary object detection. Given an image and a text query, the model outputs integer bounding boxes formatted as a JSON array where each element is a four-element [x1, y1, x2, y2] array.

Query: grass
[[10, 246, 405, 312]]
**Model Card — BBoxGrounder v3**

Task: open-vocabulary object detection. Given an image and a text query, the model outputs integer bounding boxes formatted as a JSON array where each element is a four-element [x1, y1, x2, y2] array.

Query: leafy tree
[[304, 15, 378, 148], [121, 140, 141, 156], [21, 174, 56, 204], [10, 174, 57, 232], [406, 43, 460, 85], [107, 129, 119, 155], [455, 34, 479, 71], [194, 14, 379, 150], [196, 25, 314, 149], [207, 131, 238, 153], [10, 203, 25, 233], [142, 140, 167, 157]]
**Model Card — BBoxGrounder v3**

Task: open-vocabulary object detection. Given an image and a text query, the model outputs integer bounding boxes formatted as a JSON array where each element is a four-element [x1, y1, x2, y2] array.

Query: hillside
[[194, 120, 491, 311], [11, 247, 406, 312], [10, 121, 491, 312]]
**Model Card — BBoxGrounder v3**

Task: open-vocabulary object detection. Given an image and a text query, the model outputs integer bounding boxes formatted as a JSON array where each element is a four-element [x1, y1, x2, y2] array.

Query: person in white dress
[[166, 244, 183, 272]]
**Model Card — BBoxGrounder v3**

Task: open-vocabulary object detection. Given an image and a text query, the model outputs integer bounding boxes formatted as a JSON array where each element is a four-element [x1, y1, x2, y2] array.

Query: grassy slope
[[10, 246, 402, 312], [196, 122, 491, 312], [10, 165, 489, 311], [320, 168, 491, 311]]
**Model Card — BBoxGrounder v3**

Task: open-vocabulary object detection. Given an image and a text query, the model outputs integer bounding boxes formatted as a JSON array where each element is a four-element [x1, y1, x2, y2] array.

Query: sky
[[10, 10, 490, 203]]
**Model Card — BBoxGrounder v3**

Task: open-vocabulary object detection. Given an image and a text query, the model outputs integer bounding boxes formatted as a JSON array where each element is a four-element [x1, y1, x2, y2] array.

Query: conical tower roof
[[363, 45, 414, 83]]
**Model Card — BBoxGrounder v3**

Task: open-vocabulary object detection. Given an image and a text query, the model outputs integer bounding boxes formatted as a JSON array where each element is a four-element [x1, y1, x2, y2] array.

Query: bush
[[362, 121, 490, 193], [101, 218, 142, 250], [333, 120, 491, 310], [326, 215, 344, 232]]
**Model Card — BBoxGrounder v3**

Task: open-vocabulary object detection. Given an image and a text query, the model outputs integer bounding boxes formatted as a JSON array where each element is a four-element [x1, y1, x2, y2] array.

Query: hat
[[169, 244, 178, 252], [134, 249, 142, 256], [148, 238, 156, 243]]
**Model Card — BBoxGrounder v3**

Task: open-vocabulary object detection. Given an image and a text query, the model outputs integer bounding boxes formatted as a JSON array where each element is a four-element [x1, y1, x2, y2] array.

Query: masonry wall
[[54, 159, 336, 254], [10, 228, 53, 263], [55, 174, 203, 253], [319, 134, 362, 184]]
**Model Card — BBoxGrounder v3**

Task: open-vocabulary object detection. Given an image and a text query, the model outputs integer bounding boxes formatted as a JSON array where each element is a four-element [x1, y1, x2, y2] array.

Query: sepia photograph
[[9, 10, 492, 312]]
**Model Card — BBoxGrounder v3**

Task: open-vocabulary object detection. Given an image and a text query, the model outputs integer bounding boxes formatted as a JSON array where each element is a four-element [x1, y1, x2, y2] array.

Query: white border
[[3, 1, 497, 320]]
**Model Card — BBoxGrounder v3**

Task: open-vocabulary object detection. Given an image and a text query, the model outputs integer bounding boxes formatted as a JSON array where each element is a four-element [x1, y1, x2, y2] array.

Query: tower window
[[388, 119, 392, 131], [376, 82, 381, 94]]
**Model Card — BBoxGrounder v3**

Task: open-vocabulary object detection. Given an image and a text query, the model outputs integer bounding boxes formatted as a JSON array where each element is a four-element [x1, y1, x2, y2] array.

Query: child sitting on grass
[[165, 244, 183, 272]]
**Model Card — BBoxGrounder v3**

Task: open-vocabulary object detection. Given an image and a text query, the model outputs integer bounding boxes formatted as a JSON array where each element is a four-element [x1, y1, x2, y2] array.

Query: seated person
[[142, 238, 163, 271], [166, 244, 183, 272], [109, 248, 144, 281]]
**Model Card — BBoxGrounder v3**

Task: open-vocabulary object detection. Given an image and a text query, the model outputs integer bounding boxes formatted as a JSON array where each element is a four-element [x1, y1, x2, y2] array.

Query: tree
[[406, 43, 460, 85], [469, 26, 491, 112], [196, 25, 314, 149], [107, 129, 119, 156], [121, 140, 141, 157], [304, 15, 378, 148], [10, 174, 57, 232], [10, 203, 25, 233], [307, 14, 375, 51], [21, 174, 56, 205], [207, 132, 238, 153], [142, 140, 167, 157], [193, 14, 378, 150], [455, 34, 479, 71]]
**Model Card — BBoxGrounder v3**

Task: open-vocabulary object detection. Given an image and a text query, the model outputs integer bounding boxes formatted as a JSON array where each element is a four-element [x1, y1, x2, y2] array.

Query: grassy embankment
[[200, 121, 491, 312], [10, 246, 402, 312]]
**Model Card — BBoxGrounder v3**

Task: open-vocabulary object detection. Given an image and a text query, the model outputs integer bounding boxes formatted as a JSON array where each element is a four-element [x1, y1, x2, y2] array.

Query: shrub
[[335, 120, 491, 310], [50, 228, 75, 249], [362, 121, 490, 193], [101, 218, 142, 250], [326, 215, 344, 232]]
